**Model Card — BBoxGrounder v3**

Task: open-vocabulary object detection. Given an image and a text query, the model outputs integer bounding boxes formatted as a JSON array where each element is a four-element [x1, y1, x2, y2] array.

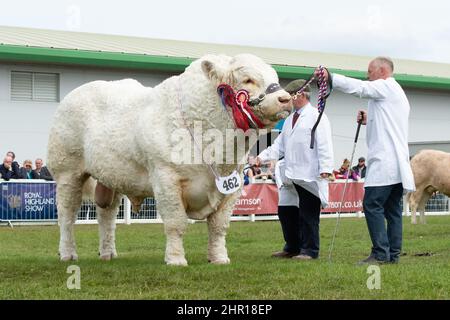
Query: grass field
[[0, 216, 449, 299]]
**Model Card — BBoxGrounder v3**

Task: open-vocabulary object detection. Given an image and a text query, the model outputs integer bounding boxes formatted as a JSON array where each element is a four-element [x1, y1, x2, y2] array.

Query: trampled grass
[[0, 216, 449, 299]]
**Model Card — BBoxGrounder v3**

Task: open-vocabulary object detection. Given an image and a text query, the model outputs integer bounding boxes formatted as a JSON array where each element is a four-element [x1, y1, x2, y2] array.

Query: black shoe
[[271, 251, 298, 258], [357, 255, 387, 265], [387, 259, 399, 264]]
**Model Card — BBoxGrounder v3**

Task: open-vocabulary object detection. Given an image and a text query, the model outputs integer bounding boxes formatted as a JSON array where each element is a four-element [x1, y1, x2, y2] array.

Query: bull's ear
[[201, 60, 226, 83]]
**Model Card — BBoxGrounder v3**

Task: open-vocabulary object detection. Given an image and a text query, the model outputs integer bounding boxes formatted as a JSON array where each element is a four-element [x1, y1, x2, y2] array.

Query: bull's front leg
[[152, 171, 188, 266], [206, 194, 236, 264], [163, 218, 188, 266]]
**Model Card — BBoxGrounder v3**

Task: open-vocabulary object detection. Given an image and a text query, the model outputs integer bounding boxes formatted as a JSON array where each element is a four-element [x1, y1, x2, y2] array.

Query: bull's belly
[[87, 165, 152, 198]]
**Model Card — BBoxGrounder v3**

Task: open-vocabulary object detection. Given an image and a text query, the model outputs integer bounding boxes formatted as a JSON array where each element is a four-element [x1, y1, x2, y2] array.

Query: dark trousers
[[278, 205, 301, 255], [291, 184, 321, 258], [363, 183, 403, 262]]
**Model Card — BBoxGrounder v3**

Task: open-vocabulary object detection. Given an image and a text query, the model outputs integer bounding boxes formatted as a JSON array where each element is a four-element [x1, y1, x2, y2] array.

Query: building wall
[[0, 63, 176, 165], [1, 62, 449, 170]]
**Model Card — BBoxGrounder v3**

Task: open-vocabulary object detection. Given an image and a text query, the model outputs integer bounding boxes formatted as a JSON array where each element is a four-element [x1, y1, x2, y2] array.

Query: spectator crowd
[[243, 155, 367, 185], [0, 151, 53, 181]]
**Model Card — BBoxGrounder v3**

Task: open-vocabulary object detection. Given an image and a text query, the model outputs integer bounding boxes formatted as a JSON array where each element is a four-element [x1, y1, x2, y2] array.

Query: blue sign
[[0, 182, 57, 220]]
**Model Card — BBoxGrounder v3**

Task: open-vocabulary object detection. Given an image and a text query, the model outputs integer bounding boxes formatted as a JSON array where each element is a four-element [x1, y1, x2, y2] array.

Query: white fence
[[35, 192, 450, 224], [76, 197, 161, 224], [1, 180, 449, 226]]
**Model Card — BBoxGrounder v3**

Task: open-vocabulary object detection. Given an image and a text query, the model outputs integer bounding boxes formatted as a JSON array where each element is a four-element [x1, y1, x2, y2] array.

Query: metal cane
[[328, 111, 364, 261]]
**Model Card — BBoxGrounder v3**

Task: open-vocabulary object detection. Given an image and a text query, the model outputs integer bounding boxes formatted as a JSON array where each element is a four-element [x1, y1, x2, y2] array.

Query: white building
[[1, 26, 449, 169]]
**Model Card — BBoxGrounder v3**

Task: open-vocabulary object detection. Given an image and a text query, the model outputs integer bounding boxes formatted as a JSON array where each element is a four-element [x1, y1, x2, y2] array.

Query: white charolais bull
[[47, 53, 292, 265], [405, 149, 450, 224]]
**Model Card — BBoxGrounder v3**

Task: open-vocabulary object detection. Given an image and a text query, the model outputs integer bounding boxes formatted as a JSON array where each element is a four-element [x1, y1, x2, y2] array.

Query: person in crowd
[[243, 155, 262, 184], [5, 151, 20, 175], [352, 157, 367, 179], [318, 56, 415, 264], [257, 79, 334, 260], [19, 159, 34, 179], [254, 160, 275, 181], [0, 155, 21, 180], [32, 158, 53, 181], [333, 158, 351, 179]]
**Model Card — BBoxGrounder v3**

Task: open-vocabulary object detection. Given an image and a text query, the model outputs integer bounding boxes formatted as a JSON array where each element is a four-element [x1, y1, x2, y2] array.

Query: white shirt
[[258, 103, 334, 207], [275, 159, 299, 207], [332, 74, 415, 192]]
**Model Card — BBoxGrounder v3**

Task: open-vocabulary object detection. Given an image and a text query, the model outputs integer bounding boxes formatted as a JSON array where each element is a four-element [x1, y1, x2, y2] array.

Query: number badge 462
[[216, 170, 242, 195]]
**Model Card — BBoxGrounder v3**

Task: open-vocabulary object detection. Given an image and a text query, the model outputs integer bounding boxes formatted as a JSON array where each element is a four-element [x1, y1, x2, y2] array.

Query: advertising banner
[[233, 183, 279, 215], [233, 182, 365, 215], [0, 182, 57, 220]]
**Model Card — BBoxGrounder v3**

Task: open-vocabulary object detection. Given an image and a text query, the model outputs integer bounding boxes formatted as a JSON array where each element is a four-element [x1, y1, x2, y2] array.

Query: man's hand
[[357, 110, 367, 125], [314, 67, 329, 82]]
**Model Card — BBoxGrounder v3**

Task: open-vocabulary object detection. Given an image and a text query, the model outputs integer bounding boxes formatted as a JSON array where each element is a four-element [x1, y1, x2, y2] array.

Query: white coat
[[275, 159, 299, 207], [258, 103, 334, 207], [332, 74, 415, 193]]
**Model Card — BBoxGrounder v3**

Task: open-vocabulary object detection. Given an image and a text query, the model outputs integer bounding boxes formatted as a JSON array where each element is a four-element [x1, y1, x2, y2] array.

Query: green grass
[[0, 216, 449, 299]]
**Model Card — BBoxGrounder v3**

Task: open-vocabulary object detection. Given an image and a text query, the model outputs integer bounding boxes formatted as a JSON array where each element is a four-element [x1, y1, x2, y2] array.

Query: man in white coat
[[257, 79, 334, 260], [319, 57, 415, 264]]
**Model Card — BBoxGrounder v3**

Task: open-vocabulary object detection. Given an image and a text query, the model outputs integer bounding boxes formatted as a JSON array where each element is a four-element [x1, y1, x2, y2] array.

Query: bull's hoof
[[208, 257, 231, 265], [165, 257, 188, 266], [60, 253, 78, 261], [99, 251, 118, 261]]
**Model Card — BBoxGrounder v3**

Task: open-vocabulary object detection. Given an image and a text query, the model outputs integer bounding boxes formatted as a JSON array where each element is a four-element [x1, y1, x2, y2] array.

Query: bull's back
[[411, 150, 450, 189], [47, 79, 150, 178]]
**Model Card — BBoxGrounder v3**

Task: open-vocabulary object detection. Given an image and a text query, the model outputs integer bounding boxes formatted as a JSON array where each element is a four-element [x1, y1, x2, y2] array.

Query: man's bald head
[[368, 56, 394, 80], [373, 57, 394, 72]]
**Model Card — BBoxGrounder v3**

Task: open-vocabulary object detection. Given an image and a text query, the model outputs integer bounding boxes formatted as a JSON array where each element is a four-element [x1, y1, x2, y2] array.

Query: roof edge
[[1, 44, 450, 91]]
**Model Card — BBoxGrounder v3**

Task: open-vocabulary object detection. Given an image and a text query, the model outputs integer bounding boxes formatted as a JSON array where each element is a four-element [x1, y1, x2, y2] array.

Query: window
[[11, 71, 59, 102]]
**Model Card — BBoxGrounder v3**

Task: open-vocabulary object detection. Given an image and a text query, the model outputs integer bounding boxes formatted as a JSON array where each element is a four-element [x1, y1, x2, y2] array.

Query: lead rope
[[291, 66, 331, 149], [310, 65, 330, 149]]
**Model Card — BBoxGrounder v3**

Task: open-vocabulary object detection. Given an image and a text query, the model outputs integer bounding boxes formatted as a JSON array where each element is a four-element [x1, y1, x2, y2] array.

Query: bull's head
[[202, 54, 292, 129]]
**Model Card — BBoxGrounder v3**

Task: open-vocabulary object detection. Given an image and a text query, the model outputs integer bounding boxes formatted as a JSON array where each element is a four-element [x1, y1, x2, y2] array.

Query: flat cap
[[284, 79, 311, 94]]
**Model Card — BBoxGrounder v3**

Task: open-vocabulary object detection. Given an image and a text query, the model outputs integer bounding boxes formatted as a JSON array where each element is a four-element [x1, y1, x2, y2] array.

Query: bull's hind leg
[[409, 191, 422, 224], [56, 174, 86, 261], [418, 192, 432, 224], [97, 192, 122, 261]]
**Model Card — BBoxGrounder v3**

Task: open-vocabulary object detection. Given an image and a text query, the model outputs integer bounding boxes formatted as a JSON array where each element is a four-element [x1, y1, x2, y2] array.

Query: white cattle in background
[[405, 149, 450, 224]]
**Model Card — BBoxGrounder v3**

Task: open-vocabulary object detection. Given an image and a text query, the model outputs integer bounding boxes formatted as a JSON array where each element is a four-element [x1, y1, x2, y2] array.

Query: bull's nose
[[278, 96, 291, 104]]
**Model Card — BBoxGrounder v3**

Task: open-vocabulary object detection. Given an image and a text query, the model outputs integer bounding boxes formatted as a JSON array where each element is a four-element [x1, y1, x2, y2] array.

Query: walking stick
[[328, 111, 364, 262]]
